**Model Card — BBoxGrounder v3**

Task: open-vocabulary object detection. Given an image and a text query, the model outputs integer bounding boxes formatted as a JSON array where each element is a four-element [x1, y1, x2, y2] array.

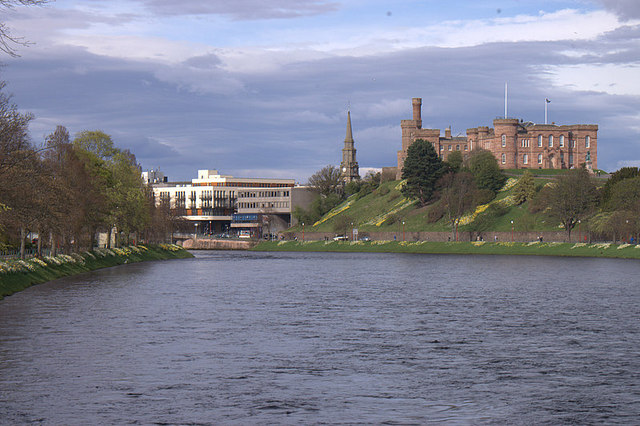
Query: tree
[[445, 151, 463, 172], [600, 166, 639, 205], [545, 168, 597, 240], [606, 176, 640, 212], [401, 139, 446, 205], [466, 149, 506, 193], [438, 172, 477, 241], [512, 171, 536, 205], [0, 1, 50, 57], [308, 165, 343, 197]]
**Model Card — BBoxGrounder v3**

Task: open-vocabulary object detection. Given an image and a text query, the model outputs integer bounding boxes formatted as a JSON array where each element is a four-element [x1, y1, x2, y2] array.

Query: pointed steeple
[[345, 110, 354, 143], [340, 110, 359, 183]]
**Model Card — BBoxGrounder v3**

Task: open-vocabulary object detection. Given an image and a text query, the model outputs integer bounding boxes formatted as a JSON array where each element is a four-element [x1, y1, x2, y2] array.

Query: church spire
[[345, 110, 354, 143], [340, 110, 359, 183]]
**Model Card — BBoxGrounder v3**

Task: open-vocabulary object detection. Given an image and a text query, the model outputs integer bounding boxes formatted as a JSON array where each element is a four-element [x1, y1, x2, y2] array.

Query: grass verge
[[253, 240, 640, 259], [0, 244, 193, 300]]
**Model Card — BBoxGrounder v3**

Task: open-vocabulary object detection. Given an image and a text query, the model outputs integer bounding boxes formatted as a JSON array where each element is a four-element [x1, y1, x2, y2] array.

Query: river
[[1, 251, 639, 424]]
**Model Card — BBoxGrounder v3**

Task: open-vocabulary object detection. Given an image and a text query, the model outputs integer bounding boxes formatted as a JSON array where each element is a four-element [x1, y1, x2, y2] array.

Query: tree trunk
[[20, 226, 26, 259], [37, 227, 42, 256]]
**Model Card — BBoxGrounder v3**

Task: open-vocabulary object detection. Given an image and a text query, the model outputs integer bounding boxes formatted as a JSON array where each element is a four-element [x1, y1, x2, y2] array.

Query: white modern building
[[149, 169, 314, 237]]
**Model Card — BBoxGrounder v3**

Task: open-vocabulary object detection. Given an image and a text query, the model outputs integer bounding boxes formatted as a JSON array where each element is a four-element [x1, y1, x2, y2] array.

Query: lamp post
[[302, 222, 305, 242], [351, 222, 354, 241], [511, 220, 514, 242], [578, 220, 581, 243], [626, 219, 630, 243], [402, 221, 405, 242], [195, 223, 198, 240]]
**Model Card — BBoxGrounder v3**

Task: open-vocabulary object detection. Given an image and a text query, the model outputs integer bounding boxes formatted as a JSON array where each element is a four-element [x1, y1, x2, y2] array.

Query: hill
[[290, 172, 602, 238]]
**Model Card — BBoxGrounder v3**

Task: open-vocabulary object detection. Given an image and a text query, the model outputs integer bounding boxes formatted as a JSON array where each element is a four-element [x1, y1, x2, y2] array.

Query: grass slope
[[293, 176, 565, 235], [254, 240, 640, 259], [0, 244, 193, 300]]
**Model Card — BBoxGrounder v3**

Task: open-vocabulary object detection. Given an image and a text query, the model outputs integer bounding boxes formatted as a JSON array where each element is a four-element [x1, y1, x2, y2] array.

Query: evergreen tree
[[401, 139, 446, 205], [467, 149, 506, 193]]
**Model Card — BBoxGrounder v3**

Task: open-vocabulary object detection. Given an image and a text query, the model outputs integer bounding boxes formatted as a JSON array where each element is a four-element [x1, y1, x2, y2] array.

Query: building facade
[[150, 169, 312, 237], [340, 111, 360, 183], [397, 98, 597, 178]]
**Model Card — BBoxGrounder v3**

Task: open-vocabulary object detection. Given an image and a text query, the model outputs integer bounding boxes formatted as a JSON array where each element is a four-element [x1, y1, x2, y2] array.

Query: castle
[[396, 98, 598, 179]]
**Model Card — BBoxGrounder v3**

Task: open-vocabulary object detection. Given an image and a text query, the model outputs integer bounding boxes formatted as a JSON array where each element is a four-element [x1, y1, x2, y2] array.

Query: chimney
[[445, 126, 452, 138]]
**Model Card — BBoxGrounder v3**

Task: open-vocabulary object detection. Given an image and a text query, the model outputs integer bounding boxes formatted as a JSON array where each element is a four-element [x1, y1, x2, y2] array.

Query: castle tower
[[341, 111, 360, 183]]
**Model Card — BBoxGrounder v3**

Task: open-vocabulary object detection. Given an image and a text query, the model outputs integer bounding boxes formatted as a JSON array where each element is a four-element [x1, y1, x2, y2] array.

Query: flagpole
[[544, 98, 550, 124], [504, 82, 508, 119]]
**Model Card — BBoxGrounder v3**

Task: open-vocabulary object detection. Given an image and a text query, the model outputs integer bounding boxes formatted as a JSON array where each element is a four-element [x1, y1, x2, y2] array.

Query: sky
[[1, 0, 639, 182]]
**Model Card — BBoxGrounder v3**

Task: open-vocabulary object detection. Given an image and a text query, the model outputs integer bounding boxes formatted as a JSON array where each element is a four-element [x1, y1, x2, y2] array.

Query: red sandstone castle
[[396, 98, 597, 179]]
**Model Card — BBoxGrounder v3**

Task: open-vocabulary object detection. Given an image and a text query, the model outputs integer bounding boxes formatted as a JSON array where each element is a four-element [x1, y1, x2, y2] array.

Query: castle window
[[501, 153, 506, 164], [523, 154, 528, 164], [448, 145, 452, 151], [585, 135, 591, 148], [538, 135, 543, 147], [464, 145, 468, 151], [548, 135, 553, 147], [560, 135, 565, 147], [456, 145, 460, 151], [501, 135, 506, 147], [440, 145, 444, 150], [538, 154, 543, 164], [569, 154, 574, 165], [571, 139, 576, 148]]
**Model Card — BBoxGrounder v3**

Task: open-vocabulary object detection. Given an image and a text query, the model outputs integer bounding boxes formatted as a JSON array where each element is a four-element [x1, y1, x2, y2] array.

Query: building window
[[501, 153, 506, 164], [560, 135, 564, 147], [464, 145, 468, 151], [456, 144, 460, 151], [571, 139, 576, 148], [501, 134, 506, 147], [538, 135, 543, 147], [448, 145, 452, 151], [440, 145, 444, 151], [523, 154, 528, 164], [548, 135, 553, 147], [586, 135, 590, 148], [538, 154, 543, 164], [569, 154, 574, 165]]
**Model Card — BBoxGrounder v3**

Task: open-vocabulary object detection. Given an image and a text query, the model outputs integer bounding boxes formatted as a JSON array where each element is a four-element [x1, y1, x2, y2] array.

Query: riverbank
[[0, 244, 193, 300], [253, 240, 640, 259]]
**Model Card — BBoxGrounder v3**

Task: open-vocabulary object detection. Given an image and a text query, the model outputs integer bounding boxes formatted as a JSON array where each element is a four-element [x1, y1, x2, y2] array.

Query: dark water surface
[[1, 251, 639, 424]]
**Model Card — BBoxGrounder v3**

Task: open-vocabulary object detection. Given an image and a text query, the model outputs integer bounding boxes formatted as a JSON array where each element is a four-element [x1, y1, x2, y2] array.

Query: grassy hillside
[[0, 244, 193, 300], [292, 175, 567, 235]]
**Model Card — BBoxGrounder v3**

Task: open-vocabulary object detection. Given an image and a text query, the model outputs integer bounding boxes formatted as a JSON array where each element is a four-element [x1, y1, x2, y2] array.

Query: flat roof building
[[150, 169, 313, 237]]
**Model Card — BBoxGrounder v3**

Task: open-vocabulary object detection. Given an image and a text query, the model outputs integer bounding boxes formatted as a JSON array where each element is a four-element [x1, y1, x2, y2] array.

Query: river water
[[1, 251, 639, 424]]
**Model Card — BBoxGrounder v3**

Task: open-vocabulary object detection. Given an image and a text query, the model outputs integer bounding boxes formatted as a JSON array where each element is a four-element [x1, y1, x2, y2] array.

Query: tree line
[[0, 82, 180, 257]]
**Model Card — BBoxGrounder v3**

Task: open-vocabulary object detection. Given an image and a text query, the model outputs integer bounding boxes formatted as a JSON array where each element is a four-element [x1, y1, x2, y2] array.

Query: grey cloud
[[2, 21, 639, 182], [597, 0, 640, 20], [139, 0, 339, 20]]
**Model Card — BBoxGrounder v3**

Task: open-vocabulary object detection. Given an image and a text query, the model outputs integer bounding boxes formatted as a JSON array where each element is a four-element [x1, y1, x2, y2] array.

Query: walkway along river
[[1, 250, 639, 423]]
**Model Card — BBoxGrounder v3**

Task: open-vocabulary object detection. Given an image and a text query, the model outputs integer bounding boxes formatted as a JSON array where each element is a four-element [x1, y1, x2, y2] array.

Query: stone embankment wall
[[282, 231, 581, 243], [182, 238, 258, 250]]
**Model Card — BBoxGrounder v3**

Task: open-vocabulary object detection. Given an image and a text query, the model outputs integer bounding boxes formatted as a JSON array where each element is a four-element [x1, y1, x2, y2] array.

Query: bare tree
[[438, 172, 477, 241], [308, 165, 343, 197], [0, 0, 50, 57]]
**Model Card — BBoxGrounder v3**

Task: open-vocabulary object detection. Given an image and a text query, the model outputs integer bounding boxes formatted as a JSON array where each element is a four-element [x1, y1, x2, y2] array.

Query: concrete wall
[[182, 238, 258, 250]]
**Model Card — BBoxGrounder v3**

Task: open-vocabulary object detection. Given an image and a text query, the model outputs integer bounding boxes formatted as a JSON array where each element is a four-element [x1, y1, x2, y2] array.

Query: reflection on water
[[1, 251, 639, 424]]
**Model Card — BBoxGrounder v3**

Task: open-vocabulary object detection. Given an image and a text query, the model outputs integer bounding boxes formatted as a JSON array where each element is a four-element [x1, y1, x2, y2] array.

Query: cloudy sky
[[2, 0, 639, 182]]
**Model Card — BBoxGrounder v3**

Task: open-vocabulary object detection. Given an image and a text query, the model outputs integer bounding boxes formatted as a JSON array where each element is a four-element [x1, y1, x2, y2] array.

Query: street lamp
[[578, 220, 581, 243], [302, 222, 305, 242], [195, 223, 198, 240], [511, 220, 514, 242], [351, 222, 354, 241], [402, 221, 405, 242]]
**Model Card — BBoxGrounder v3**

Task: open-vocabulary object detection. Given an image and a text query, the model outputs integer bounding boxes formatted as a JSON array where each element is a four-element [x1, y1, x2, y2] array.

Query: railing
[[0, 248, 52, 260]]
